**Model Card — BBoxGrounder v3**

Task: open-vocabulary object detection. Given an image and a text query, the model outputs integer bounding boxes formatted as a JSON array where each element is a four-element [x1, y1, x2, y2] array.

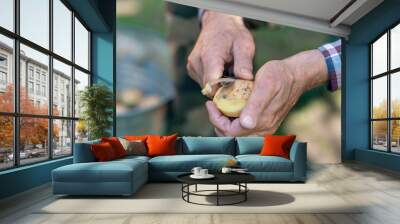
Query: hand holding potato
[[206, 50, 329, 136]]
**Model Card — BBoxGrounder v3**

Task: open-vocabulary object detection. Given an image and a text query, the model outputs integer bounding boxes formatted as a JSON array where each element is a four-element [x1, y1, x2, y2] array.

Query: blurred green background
[[116, 0, 342, 163]]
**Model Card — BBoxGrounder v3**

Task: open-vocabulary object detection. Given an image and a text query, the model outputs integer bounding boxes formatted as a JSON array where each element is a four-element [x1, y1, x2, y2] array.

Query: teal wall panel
[[355, 149, 400, 172], [0, 158, 72, 199], [344, 0, 400, 172]]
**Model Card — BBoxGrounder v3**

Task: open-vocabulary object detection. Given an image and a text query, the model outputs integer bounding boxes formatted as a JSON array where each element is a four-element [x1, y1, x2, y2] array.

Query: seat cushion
[[52, 158, 147, 183], [236, 137, 264, 155], [178, 137, 235, 155], [149, 154, 235, 172], [236, 155, 293, 172]]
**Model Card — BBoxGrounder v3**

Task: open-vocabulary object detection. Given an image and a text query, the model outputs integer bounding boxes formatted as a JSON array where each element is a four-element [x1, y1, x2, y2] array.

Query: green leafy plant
[[79, 84, 113, 140]]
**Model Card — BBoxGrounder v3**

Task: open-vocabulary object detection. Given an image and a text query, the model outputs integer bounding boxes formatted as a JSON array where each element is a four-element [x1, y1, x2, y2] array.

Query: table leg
[[195, 184, 197, 192], [245, 183, 247, 201], [217, 184, 219, 206], [187, 184, 190, 202]]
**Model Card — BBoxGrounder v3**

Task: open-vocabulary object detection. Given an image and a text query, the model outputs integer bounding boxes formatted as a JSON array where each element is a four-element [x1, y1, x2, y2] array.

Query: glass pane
[[53, 59, 72, 117], [75, 120, 88, 143], [372, 121, 388, 151], [0, 34, 14, 112], [20, 0, 49, 49], [372, 77, 387, 119], [20, 117, 49, 165], [391, 120, 400, 153], [391, 24, 400, 70], [74, 17, 89, 70], [391, 72, 400, 118], [74, 69, 89, 118], [372, 33, 387, 76], [0, 0, 14, 31], [0, 116, 14, 170], [20, 44, 49, 115], [53, 0, 72, 60], [53, 119, 72, 157]]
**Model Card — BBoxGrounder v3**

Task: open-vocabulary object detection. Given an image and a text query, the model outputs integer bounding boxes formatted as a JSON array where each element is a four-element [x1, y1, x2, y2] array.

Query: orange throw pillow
[[101, 137, 127, 158], [91, 142, 117, 161], [260, 135, 296, 159], [146, 134, 178, 157]]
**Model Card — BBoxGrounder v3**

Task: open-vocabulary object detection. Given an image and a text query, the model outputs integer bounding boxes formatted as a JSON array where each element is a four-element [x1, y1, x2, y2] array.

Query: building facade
[[0, 41, 75, 153]]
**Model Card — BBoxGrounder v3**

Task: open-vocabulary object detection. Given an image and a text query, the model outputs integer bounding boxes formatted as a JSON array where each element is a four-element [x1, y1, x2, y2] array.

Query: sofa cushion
[[236, 137, 264, 155], [149, 154, 235, 172], [236, 155, 293, 172], [53, 158, 147, 183], [179, 137, 235, 155], [116, 155, 150, 163]]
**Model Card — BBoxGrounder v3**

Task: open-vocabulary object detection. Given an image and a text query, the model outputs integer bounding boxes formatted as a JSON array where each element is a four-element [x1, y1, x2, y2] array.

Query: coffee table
[[177, 173, 255, 206]]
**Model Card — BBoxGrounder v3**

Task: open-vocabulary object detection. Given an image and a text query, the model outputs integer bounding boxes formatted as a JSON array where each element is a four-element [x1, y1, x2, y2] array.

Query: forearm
[[284, 49, 329, 91]]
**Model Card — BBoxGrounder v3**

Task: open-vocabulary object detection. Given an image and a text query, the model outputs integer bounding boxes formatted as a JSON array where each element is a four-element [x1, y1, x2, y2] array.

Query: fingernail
[[241, 115, 255, 129]]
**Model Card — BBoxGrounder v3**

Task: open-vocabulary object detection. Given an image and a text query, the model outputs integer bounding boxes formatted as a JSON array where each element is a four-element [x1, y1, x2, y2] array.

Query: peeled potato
[[213, 80, 253, 117]]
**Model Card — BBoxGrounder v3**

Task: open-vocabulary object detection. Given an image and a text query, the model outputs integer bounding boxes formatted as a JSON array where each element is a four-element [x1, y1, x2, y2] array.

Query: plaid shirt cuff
[[318, 39, 342, 91]]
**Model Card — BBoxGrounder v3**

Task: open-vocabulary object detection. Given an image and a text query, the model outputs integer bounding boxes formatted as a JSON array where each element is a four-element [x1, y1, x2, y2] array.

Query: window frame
[[0, 0, 92, 171], [370, 20, 400, 154]]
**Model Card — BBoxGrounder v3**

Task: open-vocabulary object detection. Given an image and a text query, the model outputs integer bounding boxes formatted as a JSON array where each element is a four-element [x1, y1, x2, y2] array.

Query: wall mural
[[115, 0, 341, 164]]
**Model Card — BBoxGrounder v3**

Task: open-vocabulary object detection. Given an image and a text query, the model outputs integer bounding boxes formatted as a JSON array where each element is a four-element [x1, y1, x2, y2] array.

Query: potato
[[213, 80, 253, 117]]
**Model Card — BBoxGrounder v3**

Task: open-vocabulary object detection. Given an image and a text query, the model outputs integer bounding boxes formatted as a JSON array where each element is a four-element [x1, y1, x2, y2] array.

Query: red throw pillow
[[101, 137, 127, 158], [146, 134, 178, 157], [260, 135, 296, 159], [91, 142, 117, 161]]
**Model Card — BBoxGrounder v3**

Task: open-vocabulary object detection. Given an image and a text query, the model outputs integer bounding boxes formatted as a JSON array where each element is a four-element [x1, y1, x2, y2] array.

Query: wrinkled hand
[[187, 11, 255, 95], [206, 50, 329, 136]]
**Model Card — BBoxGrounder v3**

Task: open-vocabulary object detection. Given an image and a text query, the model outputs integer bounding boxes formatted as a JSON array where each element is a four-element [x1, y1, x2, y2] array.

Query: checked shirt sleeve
[[318, 39, 342, 91]]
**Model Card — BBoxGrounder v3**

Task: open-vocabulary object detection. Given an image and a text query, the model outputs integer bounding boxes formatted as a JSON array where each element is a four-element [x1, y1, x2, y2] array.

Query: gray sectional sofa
[[52, 137, 307, 196]]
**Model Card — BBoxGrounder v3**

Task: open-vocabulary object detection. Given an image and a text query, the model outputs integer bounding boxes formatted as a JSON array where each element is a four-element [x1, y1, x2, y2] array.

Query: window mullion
[[71, 10, 76, 155], [370, 45, 373, 149], [48, 0, 54, 160], [13, 0, 20, 167], [388, 30, 391, 153]]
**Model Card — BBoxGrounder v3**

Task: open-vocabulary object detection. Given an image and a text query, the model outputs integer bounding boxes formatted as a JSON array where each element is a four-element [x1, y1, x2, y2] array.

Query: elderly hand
[[187, 11, 255, 95], [206, 49, 329, 136]]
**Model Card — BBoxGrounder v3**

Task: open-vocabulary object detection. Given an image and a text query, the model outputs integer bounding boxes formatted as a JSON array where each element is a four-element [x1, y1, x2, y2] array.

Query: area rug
[[37, 183, 361, 214]]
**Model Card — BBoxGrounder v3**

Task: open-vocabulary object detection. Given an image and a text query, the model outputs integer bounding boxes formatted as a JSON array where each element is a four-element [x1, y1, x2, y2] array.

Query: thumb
[[233, 39, 254, 80], [239, 74, 276, 129]]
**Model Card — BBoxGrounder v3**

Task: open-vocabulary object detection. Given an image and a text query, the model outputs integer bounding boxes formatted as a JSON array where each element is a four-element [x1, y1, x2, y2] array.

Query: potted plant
[[79, 84, 113, 140]]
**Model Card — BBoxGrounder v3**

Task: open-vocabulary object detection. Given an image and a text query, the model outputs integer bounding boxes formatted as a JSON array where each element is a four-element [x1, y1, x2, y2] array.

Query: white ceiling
[[165, 0, 384, 38], [226, 0, 352, 21]]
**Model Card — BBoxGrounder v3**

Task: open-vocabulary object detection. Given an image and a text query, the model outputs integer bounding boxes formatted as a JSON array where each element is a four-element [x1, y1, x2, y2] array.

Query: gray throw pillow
[[118, 137, 147, 156]]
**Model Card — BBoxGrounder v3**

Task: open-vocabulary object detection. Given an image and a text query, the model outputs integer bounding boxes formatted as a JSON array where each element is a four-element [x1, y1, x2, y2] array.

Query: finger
[[205, 101, 231, 132], [239, 72, 279, 129], [224, 119, 252, 136], [214, 127, 225, 137], [233, 38, 255, 80], [187, 52, 203, 85], [201, 52, 225, 86]]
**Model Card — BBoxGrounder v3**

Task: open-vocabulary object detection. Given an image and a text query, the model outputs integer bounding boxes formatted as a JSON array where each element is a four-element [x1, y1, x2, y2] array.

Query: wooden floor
[[1, 162, 400, 224]]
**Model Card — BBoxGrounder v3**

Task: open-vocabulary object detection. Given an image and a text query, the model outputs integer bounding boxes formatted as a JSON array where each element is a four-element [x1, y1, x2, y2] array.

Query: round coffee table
[[177, 173, 255, 206]]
